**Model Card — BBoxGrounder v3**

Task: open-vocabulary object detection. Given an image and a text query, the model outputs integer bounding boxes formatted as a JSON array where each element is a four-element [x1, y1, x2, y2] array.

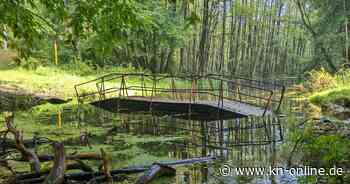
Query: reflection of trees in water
[[29, 105, 285, 184], [115, 114, 282, 147], [107, 113, 284, 184], [53, 107, 283, 159]]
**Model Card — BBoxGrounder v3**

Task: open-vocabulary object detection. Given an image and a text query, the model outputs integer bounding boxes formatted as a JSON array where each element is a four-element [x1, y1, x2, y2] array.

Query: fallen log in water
[[14, 156, 215, 183], [12, 160, 95, 182], [136, 163, 176, 184]]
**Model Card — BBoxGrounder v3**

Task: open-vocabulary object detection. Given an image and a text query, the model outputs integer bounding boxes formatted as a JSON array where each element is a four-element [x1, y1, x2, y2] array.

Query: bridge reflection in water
[[75, 73, 285, 120], [47, 102, 290, 184], [100, 112, 286, 184], [73, 73, 290, 183]]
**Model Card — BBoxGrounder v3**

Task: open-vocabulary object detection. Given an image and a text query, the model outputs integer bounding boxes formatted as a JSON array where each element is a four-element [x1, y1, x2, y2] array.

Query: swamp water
[[0, 102, 302, 184]]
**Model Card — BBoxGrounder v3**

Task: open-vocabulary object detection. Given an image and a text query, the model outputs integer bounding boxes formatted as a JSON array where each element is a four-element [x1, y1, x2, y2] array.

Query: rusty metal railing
[[74, 73, 285, 115]]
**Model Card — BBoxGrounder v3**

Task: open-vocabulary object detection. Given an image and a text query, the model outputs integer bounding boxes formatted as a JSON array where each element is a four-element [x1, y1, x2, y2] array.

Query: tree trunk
[[219, 0, 227, 73], [198, 0, 210, 74], [43, 142, 65, 184], [345, 0, 349, 63]]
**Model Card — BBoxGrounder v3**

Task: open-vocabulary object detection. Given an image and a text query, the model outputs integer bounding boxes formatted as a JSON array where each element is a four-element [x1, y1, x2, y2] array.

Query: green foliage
[[310, 87, 350, 106], [59, 59, 94, 76], [233, 1, 256, 17], [299, 0, 350, 71], [297, 176, 317, 184], [292, 122, 350, 183], [308, 69, 350, 106], [0, 0, 62, 56], [304, 135, 350, 167], [66, 0, 154, 59], [301, 133, 350, 183], [0, 0, 196, 73], [0, 50, 17, 69], [21, 57, 41, 70], [306, 68, 337, 92]]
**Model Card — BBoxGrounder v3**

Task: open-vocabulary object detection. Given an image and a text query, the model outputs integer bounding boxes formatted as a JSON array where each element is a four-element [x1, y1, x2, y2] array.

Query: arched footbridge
[[74, 73, 285, 120]]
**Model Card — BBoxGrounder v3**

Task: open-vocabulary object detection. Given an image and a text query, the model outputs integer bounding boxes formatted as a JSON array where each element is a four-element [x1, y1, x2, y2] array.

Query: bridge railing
[[74, 73, 285, 115]]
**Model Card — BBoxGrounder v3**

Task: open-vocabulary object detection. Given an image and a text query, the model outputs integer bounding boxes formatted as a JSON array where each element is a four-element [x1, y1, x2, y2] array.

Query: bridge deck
[[91, 96, 272, 120], [128, 96, 271, 116]]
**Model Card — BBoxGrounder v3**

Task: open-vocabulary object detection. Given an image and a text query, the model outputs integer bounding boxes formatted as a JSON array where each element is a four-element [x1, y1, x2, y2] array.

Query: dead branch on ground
[[136, 163, 176, 184], [4, 113, 41, 173]]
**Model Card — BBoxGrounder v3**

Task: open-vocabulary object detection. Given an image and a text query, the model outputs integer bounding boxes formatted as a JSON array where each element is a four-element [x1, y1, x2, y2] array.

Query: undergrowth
[[304, 68, 350, 107], [0, 60, 143, 98]]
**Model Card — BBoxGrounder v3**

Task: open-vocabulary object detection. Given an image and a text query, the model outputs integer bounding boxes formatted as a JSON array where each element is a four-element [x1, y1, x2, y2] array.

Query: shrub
[[0, 50, 18, 69], [60, 59, 94, 76], [335, 68, 350, 85], [21, 57, 41, 70], [306, 68, 336, 92]]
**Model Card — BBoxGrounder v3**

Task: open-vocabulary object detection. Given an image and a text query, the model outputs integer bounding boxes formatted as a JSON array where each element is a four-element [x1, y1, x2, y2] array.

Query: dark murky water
[[1, 91, 306, 183], [53, 103, 299, 184]]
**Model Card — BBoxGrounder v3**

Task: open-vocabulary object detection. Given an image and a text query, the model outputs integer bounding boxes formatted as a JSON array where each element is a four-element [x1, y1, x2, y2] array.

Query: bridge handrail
[[75, 72, 284, 90], [74, 72, 285, 114], [81, 73, 278, 93], [203, 73, 285, 89], [76, 73, 277, 101]]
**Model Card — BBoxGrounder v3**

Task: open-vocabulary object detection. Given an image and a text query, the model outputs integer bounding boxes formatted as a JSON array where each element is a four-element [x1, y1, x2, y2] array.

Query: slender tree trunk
[[228, 0, 236, 75], [232, 0, 242, 75], [2, 26, 8, 50], [219, 0, 227, 73], [179, 0, 188, 72], [345, 0, 349, 63], [54, 39, 59, 65], [198, 0, 210, 74], [295, 0, 337, 72]]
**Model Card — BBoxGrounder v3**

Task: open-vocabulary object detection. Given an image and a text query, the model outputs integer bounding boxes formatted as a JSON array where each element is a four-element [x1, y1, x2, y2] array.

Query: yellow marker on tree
[[57, 110, 62, 128], [54, 39, 58, 65]]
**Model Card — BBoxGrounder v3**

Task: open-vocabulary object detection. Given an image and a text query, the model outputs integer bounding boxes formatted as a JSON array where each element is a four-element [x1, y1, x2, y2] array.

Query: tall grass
[[308, 68, 350, 106], [0, 62, 144, 98]]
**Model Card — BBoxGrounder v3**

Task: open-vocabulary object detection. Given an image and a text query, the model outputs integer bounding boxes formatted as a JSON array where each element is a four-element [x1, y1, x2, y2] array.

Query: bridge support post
[[149, 75, 157, 111], [276, 86, 286, 113], [263, 91, 274, 116], [141, 74, 145, 97], [171, 76, 176, 100], [216, 80, 224, 119]]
